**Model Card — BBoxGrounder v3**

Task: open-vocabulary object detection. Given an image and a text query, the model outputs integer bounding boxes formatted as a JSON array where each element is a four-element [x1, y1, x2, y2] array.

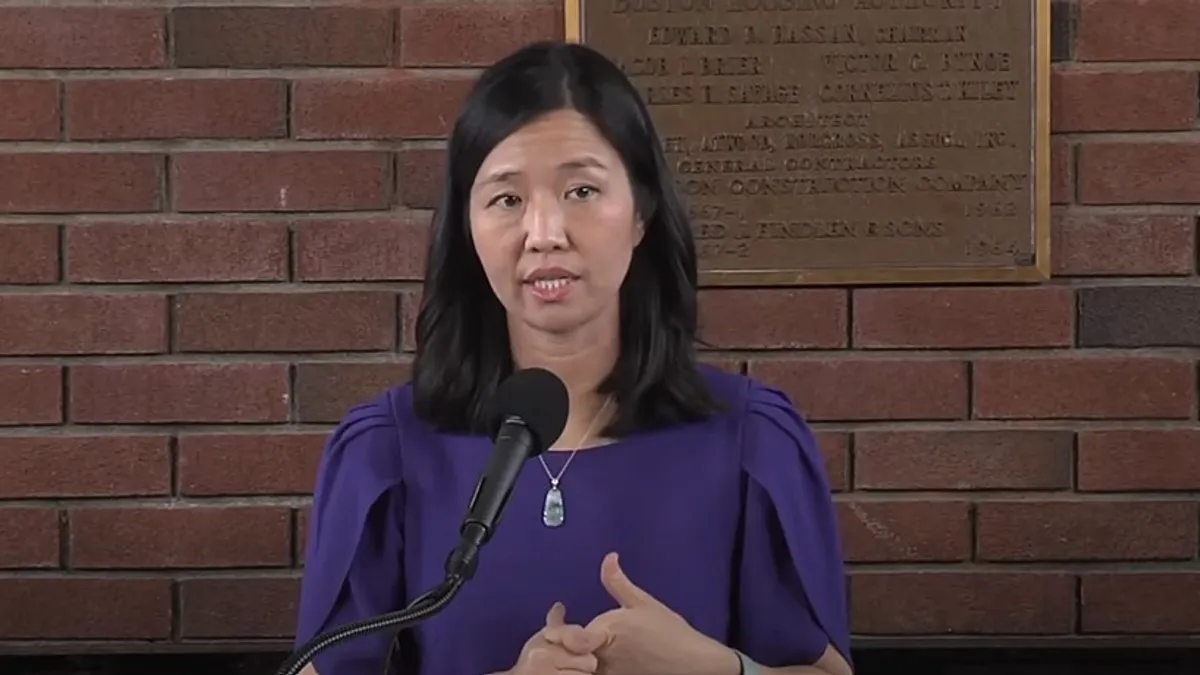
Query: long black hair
[[411, 41, 722, 438]]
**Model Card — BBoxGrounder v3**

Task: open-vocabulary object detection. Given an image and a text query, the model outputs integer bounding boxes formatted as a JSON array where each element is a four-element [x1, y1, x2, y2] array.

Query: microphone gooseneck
[[274, 576, 464, 675], [274, 368, 570, 675]]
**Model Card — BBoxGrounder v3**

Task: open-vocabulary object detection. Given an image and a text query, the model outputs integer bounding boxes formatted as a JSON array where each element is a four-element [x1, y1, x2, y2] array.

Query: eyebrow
[[476, 157, 609, 189]]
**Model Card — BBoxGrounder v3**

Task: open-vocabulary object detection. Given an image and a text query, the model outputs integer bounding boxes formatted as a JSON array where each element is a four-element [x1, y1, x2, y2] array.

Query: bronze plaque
[[566, 0, 1050, 285]]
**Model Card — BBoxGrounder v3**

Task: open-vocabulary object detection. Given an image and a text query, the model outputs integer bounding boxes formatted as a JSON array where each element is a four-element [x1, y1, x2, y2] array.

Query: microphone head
[[488, 368, 570, 455]]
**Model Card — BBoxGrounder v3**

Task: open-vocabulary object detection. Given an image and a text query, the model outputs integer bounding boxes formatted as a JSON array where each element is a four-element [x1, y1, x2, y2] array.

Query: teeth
[[532, 278, 570, 290]]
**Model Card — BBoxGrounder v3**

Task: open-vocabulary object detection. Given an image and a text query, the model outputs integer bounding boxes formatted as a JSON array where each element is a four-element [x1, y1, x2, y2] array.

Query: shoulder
[[311, 384, 417, 506], [698, 364, 824, 476], [698, 364, 811, 434]]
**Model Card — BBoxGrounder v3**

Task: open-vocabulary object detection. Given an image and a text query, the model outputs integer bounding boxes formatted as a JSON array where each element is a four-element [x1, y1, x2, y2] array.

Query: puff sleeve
[[294, 399, 407, 675], [732, 381, 852, 669]]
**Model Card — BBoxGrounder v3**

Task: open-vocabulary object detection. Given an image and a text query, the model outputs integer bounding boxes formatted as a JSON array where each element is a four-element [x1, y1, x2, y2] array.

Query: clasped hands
[[507, 552, 740, 675]]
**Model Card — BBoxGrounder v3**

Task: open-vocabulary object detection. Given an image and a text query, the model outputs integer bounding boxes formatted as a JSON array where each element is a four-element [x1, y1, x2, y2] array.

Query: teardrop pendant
[[542, 484, 565, 528]]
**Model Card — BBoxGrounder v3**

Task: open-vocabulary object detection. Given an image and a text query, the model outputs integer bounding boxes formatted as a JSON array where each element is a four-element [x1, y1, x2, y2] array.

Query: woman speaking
[[293, 41, 853, 675]]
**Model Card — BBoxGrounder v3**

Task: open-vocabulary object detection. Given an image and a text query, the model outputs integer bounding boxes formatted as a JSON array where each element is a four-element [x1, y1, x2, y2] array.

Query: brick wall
[[0, 0, 1197, 654]]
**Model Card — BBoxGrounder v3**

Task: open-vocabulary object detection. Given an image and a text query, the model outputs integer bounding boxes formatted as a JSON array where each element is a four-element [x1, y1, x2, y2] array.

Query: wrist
[[692, 636, 741, 675]]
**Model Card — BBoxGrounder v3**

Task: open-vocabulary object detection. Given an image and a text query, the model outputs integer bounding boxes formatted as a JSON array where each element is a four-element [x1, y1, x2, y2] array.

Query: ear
[[633, 219, 646, 246]]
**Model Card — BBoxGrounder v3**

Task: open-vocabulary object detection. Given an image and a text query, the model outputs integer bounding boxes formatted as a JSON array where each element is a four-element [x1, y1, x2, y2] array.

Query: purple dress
[[295, 366, 851, 675]]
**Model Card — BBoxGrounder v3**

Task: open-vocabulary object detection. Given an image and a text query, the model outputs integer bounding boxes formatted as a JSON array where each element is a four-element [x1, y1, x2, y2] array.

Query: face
[[468, 109, 644, 336]]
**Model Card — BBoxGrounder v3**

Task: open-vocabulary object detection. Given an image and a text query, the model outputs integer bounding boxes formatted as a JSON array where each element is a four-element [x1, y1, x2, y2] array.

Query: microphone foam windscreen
[[488, 367, 570, 452]]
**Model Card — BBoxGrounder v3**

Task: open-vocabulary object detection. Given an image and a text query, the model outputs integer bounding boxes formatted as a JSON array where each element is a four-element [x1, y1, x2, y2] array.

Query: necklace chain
[[537, 395, 612, 486]]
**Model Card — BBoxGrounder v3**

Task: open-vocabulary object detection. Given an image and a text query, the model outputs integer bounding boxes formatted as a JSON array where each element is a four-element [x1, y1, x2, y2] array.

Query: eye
[[487, 193, 522, 209], [567, 185, 600, 201]]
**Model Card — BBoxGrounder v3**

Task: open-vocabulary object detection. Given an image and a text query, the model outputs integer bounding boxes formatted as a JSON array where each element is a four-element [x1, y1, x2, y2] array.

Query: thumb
[[600, 552, 659, 609], [545, 601, 566, 627]]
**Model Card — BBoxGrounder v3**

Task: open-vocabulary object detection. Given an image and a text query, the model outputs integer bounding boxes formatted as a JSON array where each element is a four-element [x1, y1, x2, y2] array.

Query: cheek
[[582, 204, 640, 286], [583, 228, 638, 291], [469, 221, 519, 296]]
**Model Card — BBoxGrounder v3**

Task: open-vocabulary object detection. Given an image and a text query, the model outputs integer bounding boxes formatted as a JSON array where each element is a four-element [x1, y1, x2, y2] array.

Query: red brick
[[0, 365, 62, 426], [294, 217, 429, 281], [973, 357, 1195, 419], [1079, 143, 1200, 204], [699, 289, 846, 349], [70, 363, 289, 423], [180, 577, 300, 638], [69, 506, 291, 568], [853, 288, 1074, 348], [1078, 430, 1200, 491], [399, 3, 560, 66], [172, 151, 391, 212], [179, 433, 325, 496], [401, 287, 422, 351], [66, 78, 286, 140], [976, 500, 1197, 561], [1050, 139, 1072, 204], [66, 221, 289, 283], [850, 572, 1075, 634], [293, 74, 474, 140], [397, 148, 446, 209], [1052, 70, 1198, 132], [1052, 213, 1197, 276], [0, 153, 163, 214], [1077, 0, 1200, 61], [1078, 286, 1200, 348], [297, 507, 311, 563], [837, 500, 970, 563], [175, 291, 396, 353], [172, 7, 392, 68], [814, 431, 849, 493], [0, 8, 165, 68], [1082, 573, 1200, 633], [0, 294, 166, 355], [855, 430, 1074, 491], [0, 578, 171, 639], [0, 508, 59, 569], [295, 361, 413, 423], [0, 436, 169, 498], [0, 80, 59, 140], [0, 225, 59, 284], [748, 359, 967, 421]]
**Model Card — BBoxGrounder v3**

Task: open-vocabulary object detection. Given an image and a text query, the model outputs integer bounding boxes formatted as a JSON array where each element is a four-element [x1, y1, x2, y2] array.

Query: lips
[[524, 270, 577, 302], [524, 266, 578, 283]]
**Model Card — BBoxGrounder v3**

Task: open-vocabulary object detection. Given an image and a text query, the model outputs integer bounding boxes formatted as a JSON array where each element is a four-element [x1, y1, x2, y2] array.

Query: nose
[[522, 191, 568, 252]]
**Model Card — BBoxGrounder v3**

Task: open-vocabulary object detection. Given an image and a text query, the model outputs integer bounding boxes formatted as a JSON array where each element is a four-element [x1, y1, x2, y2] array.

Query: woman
[[294, 41, 852, 675]]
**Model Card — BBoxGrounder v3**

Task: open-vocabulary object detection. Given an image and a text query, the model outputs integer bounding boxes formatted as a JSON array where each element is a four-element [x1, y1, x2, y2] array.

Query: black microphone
[[447, 366, 569, 579], [273, 368, 569, 675]]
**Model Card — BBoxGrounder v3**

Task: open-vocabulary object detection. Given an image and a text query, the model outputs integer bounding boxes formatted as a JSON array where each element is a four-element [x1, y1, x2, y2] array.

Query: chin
[[519, 307, 590, 335]]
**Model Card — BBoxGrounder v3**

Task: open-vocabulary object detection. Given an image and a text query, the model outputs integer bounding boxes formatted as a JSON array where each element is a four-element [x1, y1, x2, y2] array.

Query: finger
[[581, 613, 616, 651], [600, 552, 660, 609], [550, 647, 599, 673], [552, 624, 608, 654], [526, 648, 556, 673], [545, 601, 566, 628], [542, 624, 597, 653]]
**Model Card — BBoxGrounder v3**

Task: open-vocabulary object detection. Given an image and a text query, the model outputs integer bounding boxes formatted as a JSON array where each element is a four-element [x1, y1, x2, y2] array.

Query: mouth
[[524, 275, 577, 302], [528, 277, 573, 291]]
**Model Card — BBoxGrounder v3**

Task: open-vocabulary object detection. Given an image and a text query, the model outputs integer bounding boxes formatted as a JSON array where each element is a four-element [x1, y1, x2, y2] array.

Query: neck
[[509, 318, 618, 448]]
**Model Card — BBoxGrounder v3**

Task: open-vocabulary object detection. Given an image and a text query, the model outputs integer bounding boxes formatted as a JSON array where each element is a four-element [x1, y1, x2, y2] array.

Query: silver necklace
[[537, 396, 612, 528]]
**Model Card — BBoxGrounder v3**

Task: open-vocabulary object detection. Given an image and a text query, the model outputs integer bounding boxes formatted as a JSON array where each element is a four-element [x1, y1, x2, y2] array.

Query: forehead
[[474, 110, 620, 184]]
